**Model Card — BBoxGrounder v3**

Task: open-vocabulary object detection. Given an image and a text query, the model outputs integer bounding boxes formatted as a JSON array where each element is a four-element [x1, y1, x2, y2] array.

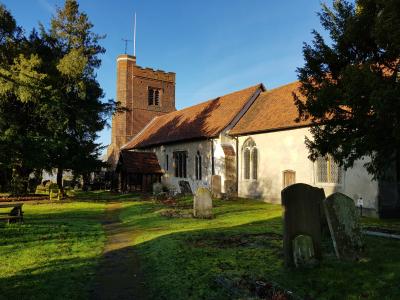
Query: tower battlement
[[107, 54, 176, 167]]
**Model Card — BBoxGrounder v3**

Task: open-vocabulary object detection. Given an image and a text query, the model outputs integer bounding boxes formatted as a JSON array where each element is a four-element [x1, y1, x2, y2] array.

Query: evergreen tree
[[41, 0, 114, 194], [295, 0, 400, 214], [0, 4, 48, 194]]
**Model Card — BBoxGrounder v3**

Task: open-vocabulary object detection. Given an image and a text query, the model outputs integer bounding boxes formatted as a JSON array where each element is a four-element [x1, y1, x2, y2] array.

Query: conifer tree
[[41, 0, 113, 194], [295, 0, 400, 214]]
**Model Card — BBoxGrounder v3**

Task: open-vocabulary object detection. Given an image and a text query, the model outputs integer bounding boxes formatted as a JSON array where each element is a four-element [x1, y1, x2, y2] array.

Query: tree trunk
[[56, 168, 65, 197]]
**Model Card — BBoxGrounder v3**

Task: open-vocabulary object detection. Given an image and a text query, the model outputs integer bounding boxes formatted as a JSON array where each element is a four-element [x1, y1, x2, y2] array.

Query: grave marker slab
[[211, 175, 222, 199], [179, 180, 192, 195], [153, 182, 163, 195], [281, 183, 325, 267], [324, 192, 363, 260], [193, 187, 213, 219], [292, 235, 316, 267]]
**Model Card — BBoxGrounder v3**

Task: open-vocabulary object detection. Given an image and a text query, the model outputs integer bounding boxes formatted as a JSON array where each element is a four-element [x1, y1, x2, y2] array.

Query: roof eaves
[[229, 123, 312, 137]]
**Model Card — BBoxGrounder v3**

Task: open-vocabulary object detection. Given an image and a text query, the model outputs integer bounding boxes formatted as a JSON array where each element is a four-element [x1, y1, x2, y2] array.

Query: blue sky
[[2, 0, 325, 154]]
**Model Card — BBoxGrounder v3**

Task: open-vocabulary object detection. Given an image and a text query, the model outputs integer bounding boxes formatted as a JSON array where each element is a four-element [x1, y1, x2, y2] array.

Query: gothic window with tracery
[[243, 138, 258, 180]]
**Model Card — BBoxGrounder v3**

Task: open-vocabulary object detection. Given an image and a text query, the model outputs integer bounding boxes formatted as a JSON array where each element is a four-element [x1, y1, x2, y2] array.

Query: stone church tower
[[107, 54, 176, 167]]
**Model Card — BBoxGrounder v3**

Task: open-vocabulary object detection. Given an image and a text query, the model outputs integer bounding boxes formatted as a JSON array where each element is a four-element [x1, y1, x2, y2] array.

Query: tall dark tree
[[295, 0, 400, 216], [0, 4, 48, 194], [41, 0, 113, 194]]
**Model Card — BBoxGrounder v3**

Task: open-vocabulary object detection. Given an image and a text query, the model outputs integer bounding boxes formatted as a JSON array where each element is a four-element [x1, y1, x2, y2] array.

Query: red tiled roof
[[117, 151, 163, 174], [229, 81, 311, 135], [123, 84, 264, 149]]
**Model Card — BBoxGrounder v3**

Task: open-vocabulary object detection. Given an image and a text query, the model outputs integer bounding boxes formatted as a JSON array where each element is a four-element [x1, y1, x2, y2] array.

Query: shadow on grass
[[0, 256, 99, 300], [133, 221, 400, 299], [117, 200, 400, 300], [0, 203, 105, 300]]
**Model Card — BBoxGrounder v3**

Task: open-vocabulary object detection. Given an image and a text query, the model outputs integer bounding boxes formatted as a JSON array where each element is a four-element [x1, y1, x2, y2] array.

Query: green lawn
[[0, 201, 106, 300], [0, 194, 399, 300], [121, 197, 400, 300]]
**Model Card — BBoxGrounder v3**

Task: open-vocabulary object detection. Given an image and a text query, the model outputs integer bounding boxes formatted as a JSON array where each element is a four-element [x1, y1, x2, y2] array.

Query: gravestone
[[292, 235, 316, 267], [323, 192, 363, 260], [153, 182, 163, 195], [179, 180, 192, 195], [193, 187, 213, 218], [281, 183, 325, 267], [211, 175, 222, 199], [224, 180, 236, 199]]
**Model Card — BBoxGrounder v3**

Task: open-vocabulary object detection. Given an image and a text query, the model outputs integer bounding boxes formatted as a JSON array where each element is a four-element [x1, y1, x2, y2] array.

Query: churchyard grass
[[121, 197, 400, 299], [0, 194, 399, 299], [0, 201, 106, 299]]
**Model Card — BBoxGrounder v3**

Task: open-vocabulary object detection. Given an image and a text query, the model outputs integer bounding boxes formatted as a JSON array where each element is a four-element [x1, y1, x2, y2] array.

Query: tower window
[[148, 87, 161, 106]]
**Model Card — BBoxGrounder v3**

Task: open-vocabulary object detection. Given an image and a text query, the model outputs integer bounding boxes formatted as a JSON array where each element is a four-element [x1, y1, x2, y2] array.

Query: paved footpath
[[90, 202, 146, 300]]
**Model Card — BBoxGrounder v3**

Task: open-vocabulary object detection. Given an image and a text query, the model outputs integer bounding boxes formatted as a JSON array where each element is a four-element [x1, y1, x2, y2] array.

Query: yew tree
[[295, 0, 400, 181]]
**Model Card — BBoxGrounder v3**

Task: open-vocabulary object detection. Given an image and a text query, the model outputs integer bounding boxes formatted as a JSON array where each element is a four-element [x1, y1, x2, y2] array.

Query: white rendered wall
[[150, 140, 213, 193], [237, 128, 379, 213]]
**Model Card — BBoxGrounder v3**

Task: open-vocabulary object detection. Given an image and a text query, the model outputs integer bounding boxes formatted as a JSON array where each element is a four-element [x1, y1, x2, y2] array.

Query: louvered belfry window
[[148, 87, 161, 106]]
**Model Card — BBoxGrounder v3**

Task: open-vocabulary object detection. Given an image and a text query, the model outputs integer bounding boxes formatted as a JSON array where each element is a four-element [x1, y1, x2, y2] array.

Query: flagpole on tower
[[133, 12, 136, 57]]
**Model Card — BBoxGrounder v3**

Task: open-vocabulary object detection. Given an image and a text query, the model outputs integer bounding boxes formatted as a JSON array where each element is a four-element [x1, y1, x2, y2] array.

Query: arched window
[[243, 148, 250, 179], [316, 155, 342, 184], [195, 151, 202, 180], [252, 148, 258, 180], [243, 138, 257, 180]]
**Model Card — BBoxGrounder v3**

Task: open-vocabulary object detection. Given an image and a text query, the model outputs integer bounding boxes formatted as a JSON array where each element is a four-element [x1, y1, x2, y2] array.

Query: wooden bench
[[0, 203, 24, 224]]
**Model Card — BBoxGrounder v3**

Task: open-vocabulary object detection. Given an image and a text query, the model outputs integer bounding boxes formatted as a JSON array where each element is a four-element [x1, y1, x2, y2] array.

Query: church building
[[107, 54, 400, 218]]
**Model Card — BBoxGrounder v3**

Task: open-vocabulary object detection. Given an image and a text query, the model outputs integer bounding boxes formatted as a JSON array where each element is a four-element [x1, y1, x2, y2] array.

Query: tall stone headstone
[[281, 183, 325, 267], [323, 192, 363, 260], [211, 175, 222, 199], [193, 187, 213, 219]]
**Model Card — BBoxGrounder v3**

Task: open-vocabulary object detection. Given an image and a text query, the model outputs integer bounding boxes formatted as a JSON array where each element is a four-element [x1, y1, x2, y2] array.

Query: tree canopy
[[295, 0, 400, 180], [0, 1, 115, 194]]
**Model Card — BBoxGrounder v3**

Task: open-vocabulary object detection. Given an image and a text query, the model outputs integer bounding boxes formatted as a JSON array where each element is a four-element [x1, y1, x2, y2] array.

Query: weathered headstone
[[211, 175, 222, 199], [281, 183, 325, 267], [323, 192, 363, 260], [224, 180, 236, 199], [153, 182, 163, 195], [193, 187, 213, 218], [292, 235, 316, 267], [179, 180, 192, 195]]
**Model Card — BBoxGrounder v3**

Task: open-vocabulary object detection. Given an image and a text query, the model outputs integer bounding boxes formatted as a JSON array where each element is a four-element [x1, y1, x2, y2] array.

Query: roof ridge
[[159, 83, 264, 119], [261, 80, 299, 94]]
